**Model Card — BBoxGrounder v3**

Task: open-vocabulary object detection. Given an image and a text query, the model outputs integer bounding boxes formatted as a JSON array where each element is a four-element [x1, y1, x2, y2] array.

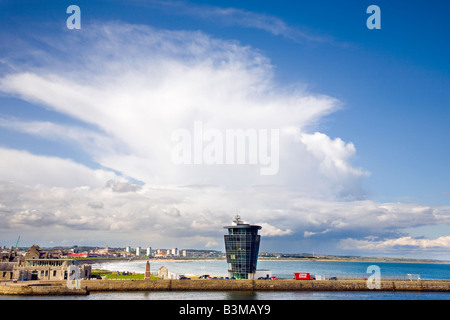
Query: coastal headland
[[1, 279, 450, 296]]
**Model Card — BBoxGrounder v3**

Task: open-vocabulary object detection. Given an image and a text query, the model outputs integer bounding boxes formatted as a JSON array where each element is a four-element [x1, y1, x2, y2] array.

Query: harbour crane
[[14, 235, 20, 254]]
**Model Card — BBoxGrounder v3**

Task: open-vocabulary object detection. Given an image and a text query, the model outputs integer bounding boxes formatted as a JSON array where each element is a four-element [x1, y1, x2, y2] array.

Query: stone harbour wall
[[82, 279, 450, 292], [0, 281, 87, 295]]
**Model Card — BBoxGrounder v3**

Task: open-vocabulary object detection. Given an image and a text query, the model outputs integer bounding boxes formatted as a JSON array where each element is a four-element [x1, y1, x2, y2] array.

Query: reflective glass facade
[[224, 222, 261, 279]]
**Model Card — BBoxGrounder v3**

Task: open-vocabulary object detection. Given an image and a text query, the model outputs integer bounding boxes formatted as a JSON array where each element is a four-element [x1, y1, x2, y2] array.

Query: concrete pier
[[1, 279, 449, 295]]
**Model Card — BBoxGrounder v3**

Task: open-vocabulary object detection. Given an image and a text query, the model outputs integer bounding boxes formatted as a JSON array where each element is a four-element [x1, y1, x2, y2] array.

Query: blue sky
[[0, 0, 449, 259]]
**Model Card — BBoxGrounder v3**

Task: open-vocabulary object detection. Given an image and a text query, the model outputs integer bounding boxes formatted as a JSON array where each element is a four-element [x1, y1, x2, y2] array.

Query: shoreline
[[78, 257, 450, 265]]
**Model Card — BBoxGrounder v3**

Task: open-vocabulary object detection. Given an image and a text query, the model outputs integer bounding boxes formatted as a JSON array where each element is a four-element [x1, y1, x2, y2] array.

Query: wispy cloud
[[0, 147, 120, 188], [133, 0, 332, 43]]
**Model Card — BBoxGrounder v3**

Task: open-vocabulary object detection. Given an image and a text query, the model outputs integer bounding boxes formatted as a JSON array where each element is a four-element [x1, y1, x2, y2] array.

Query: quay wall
[[0, 281, 87, 295], [1, 279, 450, 295], [81, 279, 450, 292]]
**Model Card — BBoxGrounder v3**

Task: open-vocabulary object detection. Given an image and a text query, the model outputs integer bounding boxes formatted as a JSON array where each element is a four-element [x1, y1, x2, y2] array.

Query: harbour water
[[2, 290, 449, 300], [91, 259, 450, 281]]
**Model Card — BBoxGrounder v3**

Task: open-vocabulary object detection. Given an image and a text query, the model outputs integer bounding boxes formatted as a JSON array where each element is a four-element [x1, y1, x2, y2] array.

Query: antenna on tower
[[233, 214, 243, 225]]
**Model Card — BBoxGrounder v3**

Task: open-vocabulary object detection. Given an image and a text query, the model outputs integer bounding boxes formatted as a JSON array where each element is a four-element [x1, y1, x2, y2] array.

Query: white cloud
[[340, 236, 450, 251], [0, 147, 120, 188], [0, 118, 118, 156], [258, 223, 293, 237], [300, 132, 364, 177], [304, 229, 331, 238]]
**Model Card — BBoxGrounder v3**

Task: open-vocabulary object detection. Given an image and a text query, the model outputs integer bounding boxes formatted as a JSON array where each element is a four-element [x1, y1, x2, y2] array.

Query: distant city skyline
[[0, 1, 449, 260]]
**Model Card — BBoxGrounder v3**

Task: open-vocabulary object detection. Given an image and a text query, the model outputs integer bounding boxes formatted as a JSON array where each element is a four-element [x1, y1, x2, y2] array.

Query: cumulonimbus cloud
[[0, 22, 365, 198]]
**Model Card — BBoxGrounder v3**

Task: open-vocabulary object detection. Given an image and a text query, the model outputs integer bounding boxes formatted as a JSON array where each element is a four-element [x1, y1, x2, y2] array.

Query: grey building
[[13, 259, 91, 281], [224, 215, 262, 279]]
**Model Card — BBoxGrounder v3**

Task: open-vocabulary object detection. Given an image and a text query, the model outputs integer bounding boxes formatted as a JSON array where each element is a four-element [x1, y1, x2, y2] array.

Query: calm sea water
[[3, 290, 449, 300], [91, 259, 450, 280], [2, 260, 449, 300]]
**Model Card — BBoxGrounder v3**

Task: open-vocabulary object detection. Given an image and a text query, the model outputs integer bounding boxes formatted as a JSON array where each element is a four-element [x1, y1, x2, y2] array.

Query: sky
[[0, 0, 449, 260]]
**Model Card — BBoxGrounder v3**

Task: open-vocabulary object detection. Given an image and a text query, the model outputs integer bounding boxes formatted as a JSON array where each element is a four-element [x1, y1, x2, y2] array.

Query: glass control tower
[[224, 215, 262, 279]]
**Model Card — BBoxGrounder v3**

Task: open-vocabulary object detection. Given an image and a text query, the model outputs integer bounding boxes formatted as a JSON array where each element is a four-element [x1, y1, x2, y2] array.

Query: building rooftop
[[223, 214, 262, 229]]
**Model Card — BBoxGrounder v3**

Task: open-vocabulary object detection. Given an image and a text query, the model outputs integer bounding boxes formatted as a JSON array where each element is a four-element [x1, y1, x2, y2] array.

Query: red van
[[293, 272, 315, 280]]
